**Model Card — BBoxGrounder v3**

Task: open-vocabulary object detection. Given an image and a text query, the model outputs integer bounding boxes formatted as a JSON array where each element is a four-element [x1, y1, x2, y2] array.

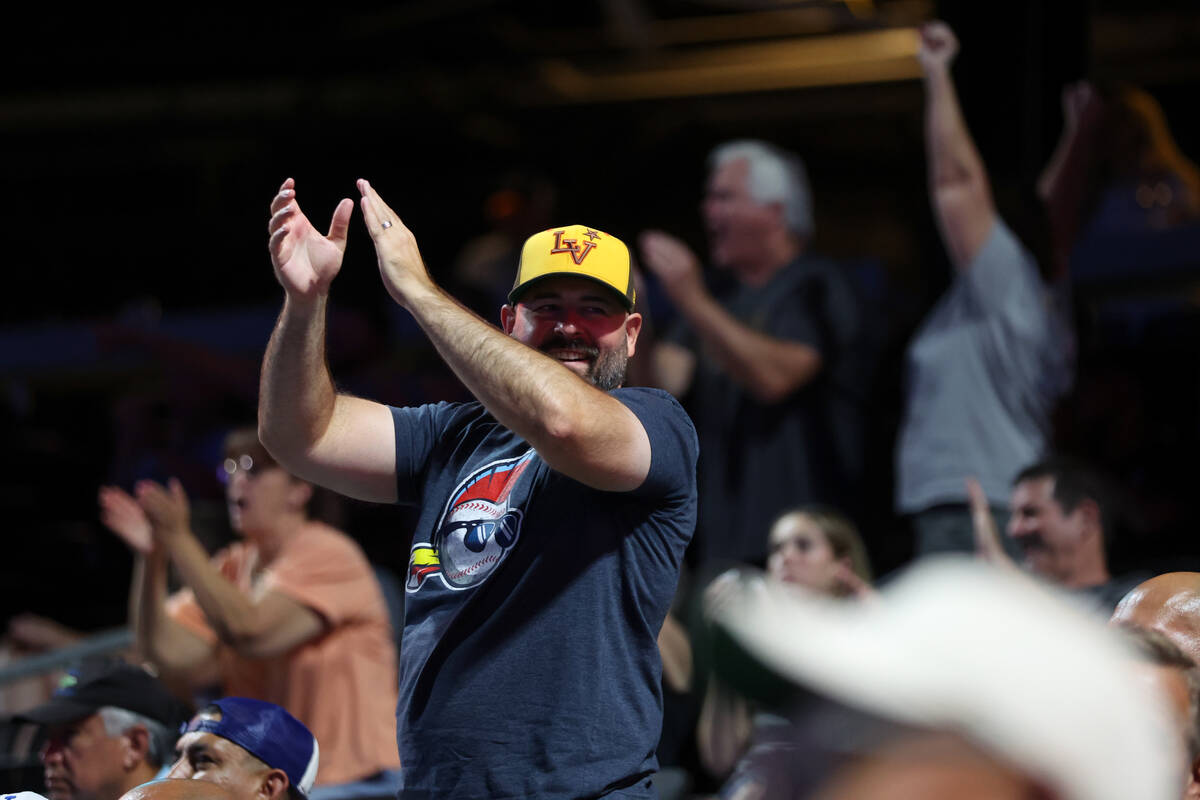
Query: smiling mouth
[[1017, 535, 1047, 557], [540, 337, 598, 364], [546, 348, 594, 362]]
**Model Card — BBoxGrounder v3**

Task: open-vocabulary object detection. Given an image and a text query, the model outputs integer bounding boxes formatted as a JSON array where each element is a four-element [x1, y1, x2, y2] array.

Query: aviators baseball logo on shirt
[[406, 450, 536, 593]]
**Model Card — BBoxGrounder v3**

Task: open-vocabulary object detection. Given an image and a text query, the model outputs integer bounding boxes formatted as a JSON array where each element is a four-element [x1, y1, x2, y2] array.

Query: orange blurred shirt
[[167, 521, 400, 785]]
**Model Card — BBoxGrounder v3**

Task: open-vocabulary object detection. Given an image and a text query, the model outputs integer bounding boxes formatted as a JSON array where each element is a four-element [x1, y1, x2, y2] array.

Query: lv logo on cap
[[549, 229, 601, 265]]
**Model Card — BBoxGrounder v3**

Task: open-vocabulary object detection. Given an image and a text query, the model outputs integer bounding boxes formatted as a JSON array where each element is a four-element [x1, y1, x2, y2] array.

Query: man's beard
[[540, 334, 628, 391]]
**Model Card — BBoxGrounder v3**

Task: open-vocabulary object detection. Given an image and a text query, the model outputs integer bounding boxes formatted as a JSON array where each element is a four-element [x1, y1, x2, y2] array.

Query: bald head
[[119, 781, 237, 800], [1112, 573, 1200, 664]]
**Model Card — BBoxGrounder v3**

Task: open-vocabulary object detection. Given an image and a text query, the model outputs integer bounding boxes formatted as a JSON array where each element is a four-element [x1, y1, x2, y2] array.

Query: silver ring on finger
[[381, 220, 393, 229]]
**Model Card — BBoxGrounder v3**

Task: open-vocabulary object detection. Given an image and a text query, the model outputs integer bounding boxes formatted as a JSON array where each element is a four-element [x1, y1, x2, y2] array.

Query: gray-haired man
[[17, 661, 188, 800]]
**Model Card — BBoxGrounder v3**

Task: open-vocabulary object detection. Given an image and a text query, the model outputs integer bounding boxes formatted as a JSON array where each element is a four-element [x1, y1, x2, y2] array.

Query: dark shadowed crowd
[[4, 19, 1200, 800]]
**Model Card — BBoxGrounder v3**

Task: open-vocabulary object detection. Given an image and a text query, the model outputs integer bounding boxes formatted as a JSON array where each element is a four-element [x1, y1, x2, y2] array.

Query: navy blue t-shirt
[[390, 387, 698, 799]]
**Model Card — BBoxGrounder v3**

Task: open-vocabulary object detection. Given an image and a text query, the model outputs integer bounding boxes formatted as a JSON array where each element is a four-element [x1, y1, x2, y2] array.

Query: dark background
[[3, 0, 1199, 630]]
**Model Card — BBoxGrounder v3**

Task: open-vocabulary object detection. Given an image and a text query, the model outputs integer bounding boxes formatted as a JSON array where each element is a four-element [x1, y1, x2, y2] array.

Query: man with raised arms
[[260, 178, 698, 799]]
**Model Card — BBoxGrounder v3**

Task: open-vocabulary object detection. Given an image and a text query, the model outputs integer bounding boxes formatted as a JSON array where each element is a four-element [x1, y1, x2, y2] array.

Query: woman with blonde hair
[[697, 507, 874, 789], [764, 506, 872, 598]]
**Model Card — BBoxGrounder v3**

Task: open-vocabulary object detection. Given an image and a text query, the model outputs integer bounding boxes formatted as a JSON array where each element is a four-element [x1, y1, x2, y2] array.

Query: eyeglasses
[[217, 454, 262, 485]]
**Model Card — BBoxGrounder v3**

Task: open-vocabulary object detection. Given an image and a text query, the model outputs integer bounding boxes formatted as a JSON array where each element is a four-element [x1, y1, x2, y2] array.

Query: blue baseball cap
[[181, 698, 319, 797]]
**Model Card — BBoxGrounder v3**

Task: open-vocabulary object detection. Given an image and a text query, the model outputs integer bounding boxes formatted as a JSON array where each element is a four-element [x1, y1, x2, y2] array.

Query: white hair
[[709, 139, 815, 238], [97, 706, 175, 768]]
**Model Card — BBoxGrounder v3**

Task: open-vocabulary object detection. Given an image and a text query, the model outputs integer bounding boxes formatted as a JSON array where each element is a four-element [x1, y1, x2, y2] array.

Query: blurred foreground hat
[[712, 558, 1182, 800], [15, 660, 187, 727], [509, 225, 634, 310], [182, 698, 318, 798]]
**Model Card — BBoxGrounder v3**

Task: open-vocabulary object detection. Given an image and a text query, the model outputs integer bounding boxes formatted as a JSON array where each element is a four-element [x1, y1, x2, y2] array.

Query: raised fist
[[917, 21, 959, 73]]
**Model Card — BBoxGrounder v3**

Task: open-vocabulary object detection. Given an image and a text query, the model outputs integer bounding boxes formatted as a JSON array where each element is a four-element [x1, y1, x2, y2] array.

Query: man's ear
[[122, 725, 151, 770], [624, 312, 643, 357], [288, 480, 314, 513], [501, 304, 516, 335], [259, 768, 291, 800], [1075, 497, 1102, 539]]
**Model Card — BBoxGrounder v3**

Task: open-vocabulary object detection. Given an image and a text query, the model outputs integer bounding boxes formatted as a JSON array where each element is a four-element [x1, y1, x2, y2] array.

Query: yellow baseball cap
[[509, 225, 635, 311]]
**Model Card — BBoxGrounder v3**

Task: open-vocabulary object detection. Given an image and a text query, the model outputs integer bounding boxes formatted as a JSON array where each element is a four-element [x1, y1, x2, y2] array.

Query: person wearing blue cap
[[167, 698, 318, 800]]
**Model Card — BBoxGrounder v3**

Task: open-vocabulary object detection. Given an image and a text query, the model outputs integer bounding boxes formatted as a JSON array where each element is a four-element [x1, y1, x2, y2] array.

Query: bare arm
[[137, 479, 328, 660], [658, 612, 693, 694], [966, 476, 1019, 570], [130, 551, 217, 677], [696, 677, 754, 779], [260, 178, 399, 503], [696, 570, 755, 777], [1037, 82, 1103, 281], [99, 486, 216, 676], [652, 341, 697, 399], [919, 22, 996, 270], [357, 180, 652, 492], [639, 231, 821, 404]]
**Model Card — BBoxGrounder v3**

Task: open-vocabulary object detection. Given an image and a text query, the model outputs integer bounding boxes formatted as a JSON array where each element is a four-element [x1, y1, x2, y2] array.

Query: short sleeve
[[166, 589, 219, 645], [769, 287, 824, 351], [390, 401, 460, 505], [612, 387, 699, 499], [261, 526, 383, 628], [964, 219, 1047, 329]]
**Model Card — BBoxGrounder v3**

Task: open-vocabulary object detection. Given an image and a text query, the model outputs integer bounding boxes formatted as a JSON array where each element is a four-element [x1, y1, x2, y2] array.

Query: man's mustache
[[538, 335, 599, 359]]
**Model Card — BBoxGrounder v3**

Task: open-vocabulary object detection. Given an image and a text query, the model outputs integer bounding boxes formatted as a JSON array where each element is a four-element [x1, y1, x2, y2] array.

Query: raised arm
[[99, 486, 215, 677], [1037, 82, 1103, 281], [638, 230, 821, 404], [919, 21, 996, 270], [260, 178, 398, 503], [135, 479, 328, 660], [357, 180, 651, 492]]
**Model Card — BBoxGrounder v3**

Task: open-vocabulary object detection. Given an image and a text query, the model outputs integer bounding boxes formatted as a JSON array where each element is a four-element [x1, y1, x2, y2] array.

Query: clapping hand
[[356, 179, 434, 307], [99, 485, 155, 555], [134, 478, 192, 543], [638, 230, 706, 305], [268, 178, 355, 303]]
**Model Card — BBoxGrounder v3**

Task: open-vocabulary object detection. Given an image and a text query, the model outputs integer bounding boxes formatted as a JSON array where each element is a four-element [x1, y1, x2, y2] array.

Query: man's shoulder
[[611, 387, 694, 428], [391, 399, 510, 444], [390, 398, 485, 426]]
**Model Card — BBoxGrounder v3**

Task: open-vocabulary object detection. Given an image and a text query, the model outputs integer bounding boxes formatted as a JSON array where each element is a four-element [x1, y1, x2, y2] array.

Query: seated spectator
[[762, 508, 873, 598], [1112, 572, 1200, 663], [1116, 625, 1200, 799], [167, 698, 317, 800], [98, 428, 400, 799], [1005, 456, 1147, 613], [711, 557, 1183, 800], [14, 660, 188, 800], [696, 508, 872, 787], [119, 782, 232, 800]]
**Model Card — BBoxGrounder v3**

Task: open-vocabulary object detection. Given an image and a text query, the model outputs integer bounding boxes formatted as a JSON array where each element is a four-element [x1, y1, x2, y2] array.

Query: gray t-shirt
[[896, 219, 1074, 512], [390, 388, 698, 799]]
